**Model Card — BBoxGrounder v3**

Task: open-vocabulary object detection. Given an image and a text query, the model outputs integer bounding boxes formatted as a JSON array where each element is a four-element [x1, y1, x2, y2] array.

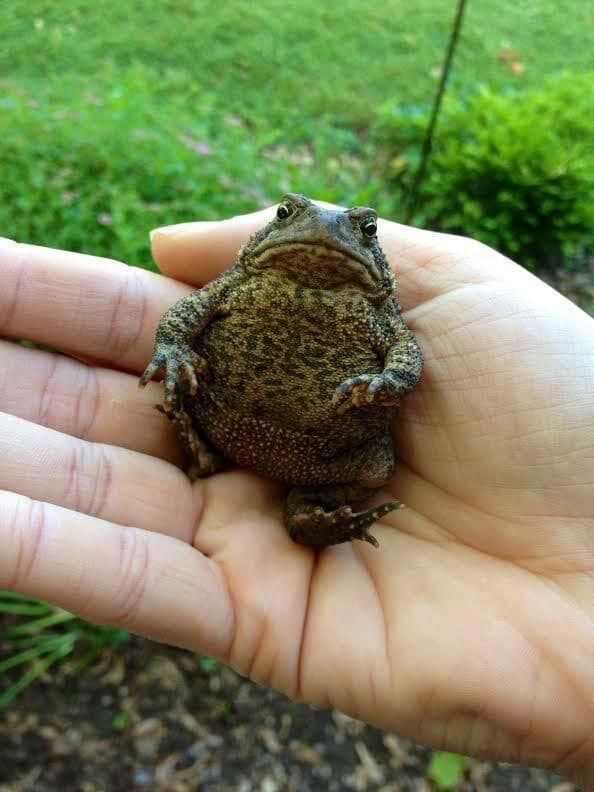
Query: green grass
[[2, 1, 592, 134], [0, 593, 128, 708], [1, 0, 592, 265]]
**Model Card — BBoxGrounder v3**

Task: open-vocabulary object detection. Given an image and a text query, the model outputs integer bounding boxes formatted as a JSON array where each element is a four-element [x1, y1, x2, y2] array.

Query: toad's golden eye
[[360, 217, 377, 237], [277, 202, 293, 220]]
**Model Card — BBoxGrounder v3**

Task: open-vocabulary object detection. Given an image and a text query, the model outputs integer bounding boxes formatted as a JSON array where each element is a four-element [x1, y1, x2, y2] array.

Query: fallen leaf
[[498, 44, 519, 62]]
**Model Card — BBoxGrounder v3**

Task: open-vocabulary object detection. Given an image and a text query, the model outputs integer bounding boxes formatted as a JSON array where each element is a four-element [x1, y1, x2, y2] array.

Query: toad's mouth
[[250, 241, 382, 287]]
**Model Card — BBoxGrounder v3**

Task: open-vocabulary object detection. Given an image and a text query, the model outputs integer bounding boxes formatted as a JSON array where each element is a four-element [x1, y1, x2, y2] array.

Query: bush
[[373, 73, 594, 270]]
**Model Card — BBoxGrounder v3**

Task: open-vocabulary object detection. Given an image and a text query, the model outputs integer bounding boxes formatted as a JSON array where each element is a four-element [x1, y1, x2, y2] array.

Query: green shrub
[[373, 73, 594, 270]]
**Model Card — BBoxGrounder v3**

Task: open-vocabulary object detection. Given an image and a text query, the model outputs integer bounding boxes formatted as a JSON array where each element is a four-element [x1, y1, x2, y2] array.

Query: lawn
[[2, 0, 592, 132], [0, 0, 592, 266]]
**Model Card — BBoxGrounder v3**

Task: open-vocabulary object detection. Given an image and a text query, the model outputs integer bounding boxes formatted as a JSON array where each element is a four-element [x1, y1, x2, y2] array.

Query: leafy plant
[[427, 751, 468, 790], [0, 591, 128, 708], [374, 73, 594, 270]]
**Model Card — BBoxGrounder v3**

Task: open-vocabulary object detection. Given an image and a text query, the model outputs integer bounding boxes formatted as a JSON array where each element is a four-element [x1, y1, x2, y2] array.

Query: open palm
[[1, 210, 592, 785]]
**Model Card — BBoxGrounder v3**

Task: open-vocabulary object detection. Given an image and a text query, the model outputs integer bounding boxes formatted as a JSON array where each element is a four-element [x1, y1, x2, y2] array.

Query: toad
[[140, 194, 422, 548]]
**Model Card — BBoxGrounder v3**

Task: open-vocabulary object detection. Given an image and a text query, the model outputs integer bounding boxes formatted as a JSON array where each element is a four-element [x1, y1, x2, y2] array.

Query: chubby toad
[[140, 194, 422, 548]]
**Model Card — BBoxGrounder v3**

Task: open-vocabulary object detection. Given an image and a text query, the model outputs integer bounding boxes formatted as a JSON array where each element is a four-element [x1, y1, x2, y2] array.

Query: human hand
[[1, 209, 592, 785]]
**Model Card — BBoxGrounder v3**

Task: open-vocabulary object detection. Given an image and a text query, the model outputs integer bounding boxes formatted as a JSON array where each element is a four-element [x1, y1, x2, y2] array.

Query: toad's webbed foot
[[288, 504, 398, 548], [332, 372, 410, 415], [284, 484, 401, 549]]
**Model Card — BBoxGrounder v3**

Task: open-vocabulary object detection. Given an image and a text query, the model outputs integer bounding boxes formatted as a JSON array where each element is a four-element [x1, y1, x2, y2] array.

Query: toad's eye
[[277, 202, 293, 220], [360, 217, 377, 237]]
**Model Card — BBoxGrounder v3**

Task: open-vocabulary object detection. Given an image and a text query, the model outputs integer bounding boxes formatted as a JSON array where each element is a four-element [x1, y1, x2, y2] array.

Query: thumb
[[150, 207, 275, 286]]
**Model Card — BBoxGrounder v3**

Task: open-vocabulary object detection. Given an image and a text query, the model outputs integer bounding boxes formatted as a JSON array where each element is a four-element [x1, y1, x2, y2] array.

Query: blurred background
[[1, 1, 592, 790]]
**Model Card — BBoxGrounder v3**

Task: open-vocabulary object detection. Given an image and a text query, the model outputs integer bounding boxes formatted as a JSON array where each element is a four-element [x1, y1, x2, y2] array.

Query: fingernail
[[149, 226, 182, 243], [150, 221, 218, 243]]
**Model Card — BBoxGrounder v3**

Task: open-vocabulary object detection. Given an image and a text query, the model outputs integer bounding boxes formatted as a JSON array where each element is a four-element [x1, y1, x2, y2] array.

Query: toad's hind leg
[[284, 483, 401, 549], [284, 430, 398, 549], [158, 404, 228, 478]]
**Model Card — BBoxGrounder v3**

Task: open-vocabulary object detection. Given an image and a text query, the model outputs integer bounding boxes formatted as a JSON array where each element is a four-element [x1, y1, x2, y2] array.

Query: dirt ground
[[0, 636, 578, 792]]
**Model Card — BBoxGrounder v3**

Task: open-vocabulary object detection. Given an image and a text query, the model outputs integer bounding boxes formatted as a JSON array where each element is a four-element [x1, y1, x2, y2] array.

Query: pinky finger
[[0, 491, 235, 657]]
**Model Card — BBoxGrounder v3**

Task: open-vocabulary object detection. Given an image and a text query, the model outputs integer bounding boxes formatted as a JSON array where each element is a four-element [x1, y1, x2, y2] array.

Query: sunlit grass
[[1, 0, 591, 133]]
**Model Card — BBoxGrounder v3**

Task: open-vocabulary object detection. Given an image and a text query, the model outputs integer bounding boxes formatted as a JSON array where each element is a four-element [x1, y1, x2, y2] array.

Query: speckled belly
[[187, 288, 392, 485], [197, 311, 382, 426], [189, 397, 392, 487]]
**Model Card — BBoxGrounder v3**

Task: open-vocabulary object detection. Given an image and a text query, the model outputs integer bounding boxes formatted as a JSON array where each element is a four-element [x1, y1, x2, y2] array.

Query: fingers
[[151, 207, 275, 285], [191, 469, 313, 692], [0, 490, 234, 656], [0, 238, 191, 375], [0, 340, 182, 463], [0, 412, 198, 543]]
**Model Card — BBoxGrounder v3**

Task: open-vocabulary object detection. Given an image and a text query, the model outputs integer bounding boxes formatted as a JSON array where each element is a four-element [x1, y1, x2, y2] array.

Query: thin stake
[[404, 0, 469, 224]]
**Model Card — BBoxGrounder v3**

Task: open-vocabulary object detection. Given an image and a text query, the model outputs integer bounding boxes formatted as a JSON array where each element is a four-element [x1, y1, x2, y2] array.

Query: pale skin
[[0, 208, 593, 786]]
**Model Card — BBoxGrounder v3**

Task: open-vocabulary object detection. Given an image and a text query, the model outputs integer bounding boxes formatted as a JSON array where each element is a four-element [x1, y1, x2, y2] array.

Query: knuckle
[[6, 497, 49, 589], [64, 441, 84, 514], [104, 269, 147, 361], [0, 242, 25, 335], [73, 366, 101, 439], [112, 527, 150, 628], [65, 440, 113, 518], [37, 358, 101, 440], [37, 355, 60, 426]]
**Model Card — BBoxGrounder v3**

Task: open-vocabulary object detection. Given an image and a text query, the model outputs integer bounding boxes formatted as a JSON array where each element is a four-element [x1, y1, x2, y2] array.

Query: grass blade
[[0, 636, 66, 673], [7, 610, 76, 636], [0, 639, 75, 709], [0, 601, 55, 616], [0, 592, 48, 602]]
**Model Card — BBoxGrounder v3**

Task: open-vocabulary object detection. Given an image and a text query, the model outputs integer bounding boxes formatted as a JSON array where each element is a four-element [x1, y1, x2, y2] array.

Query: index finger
[[0, 490, 234, 656], [151, 207, 275, 285], [0, 238, 190, 374]]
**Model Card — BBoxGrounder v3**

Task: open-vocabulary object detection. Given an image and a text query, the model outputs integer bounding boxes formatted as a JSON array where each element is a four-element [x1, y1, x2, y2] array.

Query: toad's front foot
[[139, 343, 208, 413], [286, 500, 401, 549], [332, 372, 409, 415]]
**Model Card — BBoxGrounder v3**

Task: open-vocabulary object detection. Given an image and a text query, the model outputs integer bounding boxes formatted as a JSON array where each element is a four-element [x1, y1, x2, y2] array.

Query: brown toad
[[140, 194, 422, 548]]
